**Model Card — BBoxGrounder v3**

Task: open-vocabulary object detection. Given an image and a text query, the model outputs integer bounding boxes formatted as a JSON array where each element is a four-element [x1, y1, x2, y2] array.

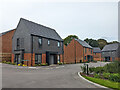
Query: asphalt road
[[2, 62, 109, 88]]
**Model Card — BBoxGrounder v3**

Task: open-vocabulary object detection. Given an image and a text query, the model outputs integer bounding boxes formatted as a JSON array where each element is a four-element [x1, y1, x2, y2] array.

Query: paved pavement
[[2, 62, 109, 88]]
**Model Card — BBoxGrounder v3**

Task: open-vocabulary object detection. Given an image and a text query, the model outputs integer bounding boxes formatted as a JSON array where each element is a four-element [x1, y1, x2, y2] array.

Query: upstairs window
[[48, 40, 50, 46], [38, 38, 42, 46], [85, 48, 87, 53], [91, 49, 92, 54], [58, 41, 60, 47], [17, 38, 20, 50]]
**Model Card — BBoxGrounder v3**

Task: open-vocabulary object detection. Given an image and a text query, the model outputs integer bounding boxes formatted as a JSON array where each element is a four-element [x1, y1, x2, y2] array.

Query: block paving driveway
[[1, 62, 110, 88]]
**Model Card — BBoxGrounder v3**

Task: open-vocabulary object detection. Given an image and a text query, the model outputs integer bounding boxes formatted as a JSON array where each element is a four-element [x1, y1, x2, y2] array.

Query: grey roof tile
[[75, 39, 93, 48], [93, 47, 101, 53], [20, 18, 63, 41], [102, 43, 120, 51]]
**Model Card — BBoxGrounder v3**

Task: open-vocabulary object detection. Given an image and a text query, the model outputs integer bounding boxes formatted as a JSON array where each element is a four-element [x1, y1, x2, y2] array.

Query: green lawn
[[82, 74, 120, 89]]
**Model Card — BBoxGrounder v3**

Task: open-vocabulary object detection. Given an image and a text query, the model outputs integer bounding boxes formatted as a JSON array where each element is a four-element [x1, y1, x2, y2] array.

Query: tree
[[64, 35, 78, 46], [107, 41, 119, 44], [97, 39, 107, 50], [84, 38, 99, 47]]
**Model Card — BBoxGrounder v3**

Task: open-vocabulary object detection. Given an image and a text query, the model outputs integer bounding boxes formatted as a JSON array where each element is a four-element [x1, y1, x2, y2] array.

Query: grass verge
[[82, 74, 120, 89]]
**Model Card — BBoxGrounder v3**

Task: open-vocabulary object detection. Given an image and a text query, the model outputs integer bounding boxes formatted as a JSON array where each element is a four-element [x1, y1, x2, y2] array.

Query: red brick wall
[[64, 39, 93, 64], [84, 48, 93, 62], [64, 39, 76, 64], [12, 53, 36, 66], [60, 54, 63, 63], [75, 40, 84, 63], [115, 57, 120, 61], [0, 29, 15, 62], [1, 29, 15, 53], [42, 54, 46, 64], [93, 53, 102, 61], [11, 54, 14, 63]]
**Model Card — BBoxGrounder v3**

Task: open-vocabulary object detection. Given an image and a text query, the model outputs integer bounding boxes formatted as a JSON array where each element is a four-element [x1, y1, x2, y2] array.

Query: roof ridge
[[20, 18, 55, 31]]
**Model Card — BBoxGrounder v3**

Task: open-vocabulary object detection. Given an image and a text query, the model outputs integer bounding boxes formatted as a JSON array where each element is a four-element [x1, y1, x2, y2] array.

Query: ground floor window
[[105, 57, 110, 61], [35, 54, 42, 64]]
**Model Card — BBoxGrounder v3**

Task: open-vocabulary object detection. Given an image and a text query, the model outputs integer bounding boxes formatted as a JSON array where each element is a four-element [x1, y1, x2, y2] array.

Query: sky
[[0, 0, 119, 42]]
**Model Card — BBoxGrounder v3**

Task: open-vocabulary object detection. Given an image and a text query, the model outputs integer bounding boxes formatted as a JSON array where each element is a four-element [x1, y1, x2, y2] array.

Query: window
[[38, 38, 42, 46], [58, 41, 60, 47], [35, 54, 42, 64], [91, 49, 92, 54], [85, 48, 87, 53], [85, 56, 86, 60], [89, 49, 90, 52], [48, 40, 50, 45], [17, 38, 20, 50]]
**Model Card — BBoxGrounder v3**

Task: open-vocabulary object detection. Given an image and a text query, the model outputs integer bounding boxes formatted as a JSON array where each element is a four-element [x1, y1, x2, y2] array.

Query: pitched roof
[[102, 43, 120, 52], [0, 29, 15, 37], [20, 18, 63, 41], [75, 39, 92, 48], [93, 47, 101, 53]]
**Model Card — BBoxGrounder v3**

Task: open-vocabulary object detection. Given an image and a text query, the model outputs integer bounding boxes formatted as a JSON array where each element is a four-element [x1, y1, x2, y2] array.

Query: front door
[[35, 54, 42, 64], [15, 54, 21, 64], [49, 55, 54, 65]]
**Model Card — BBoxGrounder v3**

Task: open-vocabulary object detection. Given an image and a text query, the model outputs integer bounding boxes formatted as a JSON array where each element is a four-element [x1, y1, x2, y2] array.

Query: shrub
[[103, 72, 111, 79], [41, 63, 48, 66], [6, 62, 11, 64], [38, 64, 41, 66], [81, 66, 86, 74], [94, 67, 104, 74], [63, 62, 66, 64], [58, 62, 63, 65], [18, 64, 21, 66], [89, 67, 95, 73], [2, 61, 6, 63], [94, 73, 101, 78], [92, 60, 97, 63], [85, 61, 89, 63], [103, 61, 119, 73], [34, 64, 38, 66], [109, 73, 120, 82], [12, 63, 17, 65], [23, 64, 27, 66]]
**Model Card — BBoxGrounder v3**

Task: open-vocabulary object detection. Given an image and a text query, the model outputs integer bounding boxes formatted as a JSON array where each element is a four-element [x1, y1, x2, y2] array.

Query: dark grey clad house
[[102, 43, 120, 61], [12, 18, 63, 66]]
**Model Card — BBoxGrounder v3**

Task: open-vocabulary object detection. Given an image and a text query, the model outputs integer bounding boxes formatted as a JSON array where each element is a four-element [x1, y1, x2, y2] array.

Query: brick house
[[102, 43, 120, 61], [93, 47, 102, 61], [64, 39, 93, 64], [11, 18, 63, 66], [0, 29, 16, 62]]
